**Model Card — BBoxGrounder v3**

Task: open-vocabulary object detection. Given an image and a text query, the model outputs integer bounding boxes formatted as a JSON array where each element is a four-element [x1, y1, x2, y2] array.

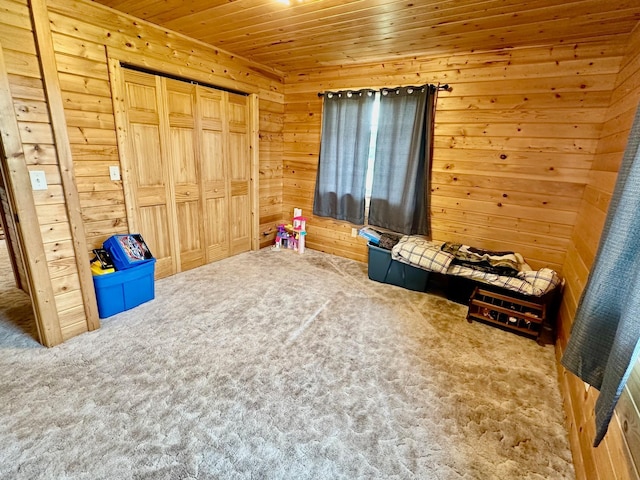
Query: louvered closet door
[[122, 70, 176, 278], [227, 92, 251, 255], [165, 79, 205, 271]]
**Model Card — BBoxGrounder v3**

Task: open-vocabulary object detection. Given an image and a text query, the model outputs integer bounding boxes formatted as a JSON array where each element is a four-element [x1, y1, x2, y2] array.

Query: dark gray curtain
[[313, 90, 375, 225], [368, 86, 436, 235], [561, 103, 640, 447]]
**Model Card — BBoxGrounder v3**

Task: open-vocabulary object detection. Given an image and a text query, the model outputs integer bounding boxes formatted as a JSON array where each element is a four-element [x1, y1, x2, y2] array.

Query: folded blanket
[[448, 264, 562, 297], [378, 232, 402, 250], [441, 242, 525, 277]]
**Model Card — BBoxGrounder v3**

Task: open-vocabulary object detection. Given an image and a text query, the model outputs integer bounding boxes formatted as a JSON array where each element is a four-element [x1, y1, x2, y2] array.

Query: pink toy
[[273, 210, 308, 254], [298, 231, 306, 254]]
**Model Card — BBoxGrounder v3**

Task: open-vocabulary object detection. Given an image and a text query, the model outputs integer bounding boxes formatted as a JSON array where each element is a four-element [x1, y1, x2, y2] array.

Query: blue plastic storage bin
[[367, 243, 429, 292], [93, 259, 156, 318], [103, 234, 153, 271]]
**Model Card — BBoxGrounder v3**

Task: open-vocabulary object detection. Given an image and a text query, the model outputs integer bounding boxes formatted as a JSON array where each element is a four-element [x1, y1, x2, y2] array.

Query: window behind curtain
[[313, 90, 375, 225], [313, 86, 436, 234]]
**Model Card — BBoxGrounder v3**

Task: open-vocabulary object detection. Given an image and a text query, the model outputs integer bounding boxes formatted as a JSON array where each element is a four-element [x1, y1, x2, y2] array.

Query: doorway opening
[[0, 172, 39, 346]]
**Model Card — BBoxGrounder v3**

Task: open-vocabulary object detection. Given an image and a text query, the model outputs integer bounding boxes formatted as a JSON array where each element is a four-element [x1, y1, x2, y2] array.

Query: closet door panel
[[166, 79, 204, 272], [198, 87, 229, 261], [138, 206, 174, 279], [205, 197, 228, 262], [230, 195, 250, 252], [123, 70, 175, 277], [167, 87, 193, 116], [228, 132, 248, 180], [227, 93, 251, 255], [176, 200, 202, 270], [227, 93, 248, 133], [129, 124, 164, 192], [170, 127, 198, 184], [126, 81, 157, 112]]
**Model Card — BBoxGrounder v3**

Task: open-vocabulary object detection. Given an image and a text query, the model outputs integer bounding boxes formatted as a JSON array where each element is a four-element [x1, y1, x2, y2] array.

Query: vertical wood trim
[[29, 0, 100, 331], [108, 57, 137, 233], [249, 94, 260, 251], [0, 42, 61, 347]]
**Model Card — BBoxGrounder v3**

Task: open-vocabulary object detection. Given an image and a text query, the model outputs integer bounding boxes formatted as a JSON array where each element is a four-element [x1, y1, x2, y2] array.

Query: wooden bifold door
[[116, 68, 253, 279]]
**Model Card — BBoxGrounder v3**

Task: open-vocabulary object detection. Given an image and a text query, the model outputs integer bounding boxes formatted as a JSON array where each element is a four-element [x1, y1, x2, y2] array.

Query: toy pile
[[274, 208, 307, 253]]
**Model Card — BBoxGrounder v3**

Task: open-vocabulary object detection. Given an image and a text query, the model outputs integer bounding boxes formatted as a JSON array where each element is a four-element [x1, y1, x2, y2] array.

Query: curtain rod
[[317, 84, 450, 97]]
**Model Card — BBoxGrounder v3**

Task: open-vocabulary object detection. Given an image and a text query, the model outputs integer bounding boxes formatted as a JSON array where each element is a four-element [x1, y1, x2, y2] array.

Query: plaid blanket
[[391, 235, 561, 296], [390, 236, 455, 274]]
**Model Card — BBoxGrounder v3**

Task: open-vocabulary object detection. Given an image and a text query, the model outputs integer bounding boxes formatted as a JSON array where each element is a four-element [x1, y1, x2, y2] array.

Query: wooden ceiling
[[91, 0, 640, 73]]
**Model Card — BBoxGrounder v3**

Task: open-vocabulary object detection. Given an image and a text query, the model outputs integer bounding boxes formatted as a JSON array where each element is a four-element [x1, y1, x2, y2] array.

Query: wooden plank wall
[[1, 0, 285, 344], [1, 0, 91, 342], [283, 41, 626, 270], [556, 24, 640, 480], [43, 0, 284, 252]]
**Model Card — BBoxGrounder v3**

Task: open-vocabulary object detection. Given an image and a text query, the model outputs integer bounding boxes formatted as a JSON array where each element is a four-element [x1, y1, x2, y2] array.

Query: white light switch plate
[[109, 165, 121, 181], [30, 170, 48, 190]]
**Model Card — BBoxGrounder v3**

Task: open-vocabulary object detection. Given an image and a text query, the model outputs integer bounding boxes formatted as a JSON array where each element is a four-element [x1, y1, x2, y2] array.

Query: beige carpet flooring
[[0, 240, 574, 479]]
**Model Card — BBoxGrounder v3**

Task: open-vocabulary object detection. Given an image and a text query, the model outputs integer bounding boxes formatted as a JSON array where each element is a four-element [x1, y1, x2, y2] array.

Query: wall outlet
[[109, 165, 121, 181], [29, 170, 47, 190], [351, 228, 358, 237]]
